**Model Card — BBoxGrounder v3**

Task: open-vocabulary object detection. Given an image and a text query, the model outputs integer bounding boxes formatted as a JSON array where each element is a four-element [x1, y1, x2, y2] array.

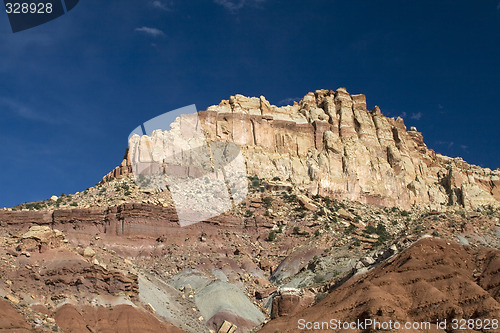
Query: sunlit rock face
[[106, 88, 500, 210]]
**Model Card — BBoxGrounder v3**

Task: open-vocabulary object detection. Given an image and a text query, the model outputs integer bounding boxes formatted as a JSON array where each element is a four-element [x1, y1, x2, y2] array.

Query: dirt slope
[[0, 298, 39, 333], [54, 304, 185, 333], [260, 237, 500, 333]]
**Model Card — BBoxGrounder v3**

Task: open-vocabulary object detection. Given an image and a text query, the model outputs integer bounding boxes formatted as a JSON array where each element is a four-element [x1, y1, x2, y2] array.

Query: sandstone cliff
[[106, 88, 500, 210]]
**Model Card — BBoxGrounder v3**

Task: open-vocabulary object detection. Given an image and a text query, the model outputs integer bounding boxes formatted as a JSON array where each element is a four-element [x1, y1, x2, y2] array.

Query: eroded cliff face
[[107, 88, 500, 210]]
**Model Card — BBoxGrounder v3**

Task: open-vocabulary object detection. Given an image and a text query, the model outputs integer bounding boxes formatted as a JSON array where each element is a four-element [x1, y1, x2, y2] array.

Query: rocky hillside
[[107, 88, 500, 211], [1, 89, 500, 333], [260, 237, 500, 333]]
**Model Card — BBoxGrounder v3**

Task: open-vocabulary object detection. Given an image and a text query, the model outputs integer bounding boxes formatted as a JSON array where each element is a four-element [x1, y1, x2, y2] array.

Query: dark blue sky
[[1, 0, 500, 207]]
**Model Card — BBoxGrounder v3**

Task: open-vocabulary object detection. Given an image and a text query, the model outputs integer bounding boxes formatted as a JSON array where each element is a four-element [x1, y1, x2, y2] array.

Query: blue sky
[[1, 0, 500, 207]]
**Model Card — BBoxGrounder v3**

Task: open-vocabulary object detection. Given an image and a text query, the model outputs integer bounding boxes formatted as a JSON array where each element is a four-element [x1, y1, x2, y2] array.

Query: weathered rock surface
[[271, 287, 315, 319], [0, 298, 34, 332], [260, 237, 500, 333], [105, 89, 500, 210], [54, 303, 185, 333]]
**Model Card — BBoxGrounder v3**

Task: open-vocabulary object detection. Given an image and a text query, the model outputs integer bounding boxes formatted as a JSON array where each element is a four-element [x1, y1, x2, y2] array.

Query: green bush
[[263, 196, 273, 208], [267, 230, 277, 241], [293, 226, 300, 235], [283, 193, 297, 203], [345, 224, 355, 234], [365, 225, 377, 234]]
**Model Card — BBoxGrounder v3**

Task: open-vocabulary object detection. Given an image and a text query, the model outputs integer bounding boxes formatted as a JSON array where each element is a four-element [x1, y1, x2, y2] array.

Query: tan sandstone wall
[[106, 88, 500, 210]]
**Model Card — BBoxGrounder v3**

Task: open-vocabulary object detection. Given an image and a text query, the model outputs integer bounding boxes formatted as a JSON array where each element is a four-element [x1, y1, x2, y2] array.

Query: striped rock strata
[[106, 88, 500, 210]]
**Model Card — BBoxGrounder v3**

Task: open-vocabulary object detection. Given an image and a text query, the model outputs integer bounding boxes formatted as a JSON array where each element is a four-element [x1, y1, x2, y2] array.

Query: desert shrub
[[249, 175, 261, 187], [283, 193, 297, 203], [267, 230, 277, 241], [376, 223, 389, 241], [365, 225, 377, 234], [345, 224, 355, 234], [293, 226, 300, 235], [314, 229, 320, 237], [263, 196, 273, 207]]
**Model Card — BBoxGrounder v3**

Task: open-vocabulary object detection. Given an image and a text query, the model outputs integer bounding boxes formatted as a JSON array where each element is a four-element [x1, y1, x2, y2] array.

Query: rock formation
[[106, 88, 500, 210], [260, 237, 500, 333]]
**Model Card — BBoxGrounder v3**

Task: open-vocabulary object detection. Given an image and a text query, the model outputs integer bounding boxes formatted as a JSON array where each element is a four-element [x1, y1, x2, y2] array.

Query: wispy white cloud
[[0, 97, 61, 124], [436, 140, 454, 149], [214, 0, 265, 12], [134, 26, 165, 37], [497, 1, 500, 10], [152, 1, 172, 11], [410, 112, 422, 120], [278, 97, 300, 106]]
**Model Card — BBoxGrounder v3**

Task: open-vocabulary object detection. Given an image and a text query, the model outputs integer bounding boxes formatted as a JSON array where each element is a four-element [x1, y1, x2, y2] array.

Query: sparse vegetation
[[263, 196, 273, 208], [345, 224, 355, 234], [267, 230, 277, 241], [283, 193, 297, 203], [249, 175, 262, 188]]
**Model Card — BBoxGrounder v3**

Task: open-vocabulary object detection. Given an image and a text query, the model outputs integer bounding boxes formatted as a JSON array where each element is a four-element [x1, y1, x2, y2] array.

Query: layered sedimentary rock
[[0, 203, 248, 238], [260, 237, 500, 333], [106, 88, 500, 210]]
